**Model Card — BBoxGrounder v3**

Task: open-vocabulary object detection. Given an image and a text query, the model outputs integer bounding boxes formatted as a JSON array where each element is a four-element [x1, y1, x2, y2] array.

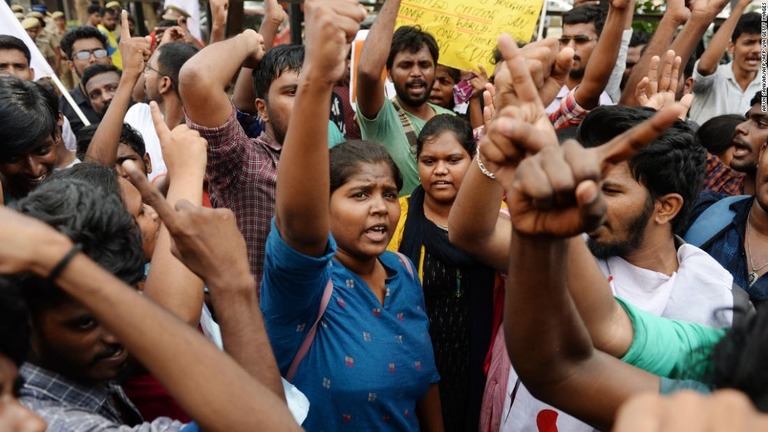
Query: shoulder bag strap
[[391, 98, 419, 158], [286, 279, 334, 382]]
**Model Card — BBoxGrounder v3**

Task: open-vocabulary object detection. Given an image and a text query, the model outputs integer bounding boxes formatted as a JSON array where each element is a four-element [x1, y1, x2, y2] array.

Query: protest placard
[[396, 0, 544, 73]]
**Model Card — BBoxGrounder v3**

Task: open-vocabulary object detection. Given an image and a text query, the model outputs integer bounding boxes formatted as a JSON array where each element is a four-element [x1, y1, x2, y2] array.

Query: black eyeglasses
[[71, 49, 108, 60], [558, 35, 597, 45], [143, 64, 161, 76]]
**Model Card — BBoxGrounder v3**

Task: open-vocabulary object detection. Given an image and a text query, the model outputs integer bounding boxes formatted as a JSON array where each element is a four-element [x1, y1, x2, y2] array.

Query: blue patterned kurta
[[260, 220, 439, 431]]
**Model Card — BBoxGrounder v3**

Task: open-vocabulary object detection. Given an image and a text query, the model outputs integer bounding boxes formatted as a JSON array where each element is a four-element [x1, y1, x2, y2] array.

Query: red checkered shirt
[[702, 151, 745, 195], [186, 103, 281, 292], [548, 87, 590, 130], [471, 87, 590, 143]]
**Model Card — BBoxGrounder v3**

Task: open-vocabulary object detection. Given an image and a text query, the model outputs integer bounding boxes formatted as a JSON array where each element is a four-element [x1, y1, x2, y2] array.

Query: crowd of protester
[[1, 0, 767, 430]]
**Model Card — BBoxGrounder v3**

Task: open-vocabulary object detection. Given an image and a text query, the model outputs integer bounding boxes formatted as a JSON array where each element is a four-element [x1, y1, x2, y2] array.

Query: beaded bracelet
[[475, 153, 496, 180], [48, 243, 83, 282]]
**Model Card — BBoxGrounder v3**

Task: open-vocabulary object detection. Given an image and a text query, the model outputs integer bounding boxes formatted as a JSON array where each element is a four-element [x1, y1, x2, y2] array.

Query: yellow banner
[[395, 0, 544, 73]]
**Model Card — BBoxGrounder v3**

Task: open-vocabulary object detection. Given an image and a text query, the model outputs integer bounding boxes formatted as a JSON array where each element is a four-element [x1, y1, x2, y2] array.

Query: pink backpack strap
[[286, 253, 413, 382], [286, 278, 333, 382], [393, 251, 414, 279]]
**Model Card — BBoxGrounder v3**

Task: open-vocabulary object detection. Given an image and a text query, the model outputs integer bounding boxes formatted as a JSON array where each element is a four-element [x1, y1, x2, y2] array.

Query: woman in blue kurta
[[258, 21, 441, 430]]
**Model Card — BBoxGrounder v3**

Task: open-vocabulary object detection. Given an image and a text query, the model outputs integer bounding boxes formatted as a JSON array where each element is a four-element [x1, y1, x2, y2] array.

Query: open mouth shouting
[[364, 223, 389, 243]]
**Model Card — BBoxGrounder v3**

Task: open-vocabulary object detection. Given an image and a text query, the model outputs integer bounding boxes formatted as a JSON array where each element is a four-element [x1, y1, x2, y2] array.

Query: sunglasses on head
[[71, 49, 108, 61], [558, 35, 597, 45]]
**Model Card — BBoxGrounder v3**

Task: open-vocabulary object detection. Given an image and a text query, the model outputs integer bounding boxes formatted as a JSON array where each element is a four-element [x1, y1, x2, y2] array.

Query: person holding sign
[[356, 0, 454, 196]]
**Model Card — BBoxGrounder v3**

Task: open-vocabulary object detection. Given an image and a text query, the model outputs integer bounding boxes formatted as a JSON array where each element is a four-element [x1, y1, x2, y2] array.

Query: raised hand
[[664, 0, 691, 24], [263, 0, 288, 25], [482, 84, 496, 128], [159, 26, 186, 46], [688, 0, 730, 20], [492, 36, 573, 111], [239, 30, 266, 69], [211, 0, 229, 26], [124, 161, 250, 288], [119, 10, 151, 79], [635, 50, 692, 118], [148, 101, 207, 183], [469, 64, 490, 98], [506, 104, 688, 238], [478, 34, 560, 188], [302, 0, 366, 85]]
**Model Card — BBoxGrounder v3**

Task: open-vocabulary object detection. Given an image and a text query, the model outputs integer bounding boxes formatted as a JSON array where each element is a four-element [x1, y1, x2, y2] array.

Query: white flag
[[0, 1, 55, 80]]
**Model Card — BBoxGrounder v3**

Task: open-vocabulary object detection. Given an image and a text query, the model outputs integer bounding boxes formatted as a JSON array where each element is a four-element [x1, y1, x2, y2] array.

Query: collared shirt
[[19, 363, 184, 431], [185, 103, 281, 291], [689, 192, 768, 302], [702, 152, 745, 196], [60, 87, 100, 136], [357, 99, 455, 195], [689, 61, 762, 125]]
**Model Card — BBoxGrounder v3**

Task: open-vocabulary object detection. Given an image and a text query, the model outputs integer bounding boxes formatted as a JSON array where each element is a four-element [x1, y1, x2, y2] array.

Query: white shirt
[[500, 243, 735, 432], [545, 85, 614, 114], [688, 61, 762, 125], [124, 103, 167, 182]]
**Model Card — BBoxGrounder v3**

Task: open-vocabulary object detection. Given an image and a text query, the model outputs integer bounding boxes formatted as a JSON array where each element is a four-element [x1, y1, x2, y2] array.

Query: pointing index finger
[[120, 10, 131, 41], [149, 101, 172, 143], [595, 104, 687, 169], [497, 34, 544, 106], [123, 160, 180, 233]]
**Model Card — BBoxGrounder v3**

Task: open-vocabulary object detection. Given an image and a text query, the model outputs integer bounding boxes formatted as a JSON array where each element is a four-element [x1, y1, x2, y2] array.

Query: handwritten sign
[[396, 0, 544, 73]]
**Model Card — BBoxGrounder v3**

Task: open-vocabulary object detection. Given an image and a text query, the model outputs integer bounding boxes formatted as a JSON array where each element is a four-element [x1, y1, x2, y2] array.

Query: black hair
[[48, 162, 122, 198], [751, 91, 762, 107], [696, 114, 745, 155], [81, 63, 120, 89], [683, 54, 696, 80], [155, 19, 178, 28], [562, 5, 605, 36], [0, 282, 31, 366], [156, 42, 199, 92], [75, 123, 98, 159], [733, 13, 761, 43], [711, 307, 768, 412], [102, 7, 118, 17], [35, 78, 61, 123], [629, 29, 651, 48], [87, 5, 101, 15], [491, 46, 503, 65], [386, 26, 439, 71], [329, 140, 404, 194], [576, 105, 703, 234], [416, 114, 475, 158], [0, 35, 31, 63], [0, 75, 57, 161], [253, 44, 304, 101], [437, 64, 461, 84], [60, 25, 107, 59], [10, 177, 144, 310], [75, 122, 146, 160]]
